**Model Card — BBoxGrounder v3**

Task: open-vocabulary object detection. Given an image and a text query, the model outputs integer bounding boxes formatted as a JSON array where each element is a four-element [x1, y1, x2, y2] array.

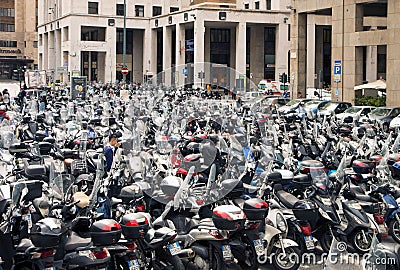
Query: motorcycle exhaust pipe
[[176, 248, 195, 259]]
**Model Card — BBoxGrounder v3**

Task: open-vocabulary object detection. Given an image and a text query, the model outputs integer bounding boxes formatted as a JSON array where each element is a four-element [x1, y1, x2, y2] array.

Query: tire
[[167, 255, 185, 270], [271, 246, 301, 270], [320, 230, 333, 253], [237, 238, 259, 270], [349, 229, 373, 254], [389, 218, 400, 244]]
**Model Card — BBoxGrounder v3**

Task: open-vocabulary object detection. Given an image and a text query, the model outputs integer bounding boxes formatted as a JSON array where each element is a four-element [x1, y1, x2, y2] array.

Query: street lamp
[[123, 0, 127, 85]]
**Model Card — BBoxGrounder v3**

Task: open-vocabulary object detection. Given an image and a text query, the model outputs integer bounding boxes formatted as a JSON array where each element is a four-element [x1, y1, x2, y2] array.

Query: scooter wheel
[[349, 229, 373, 254], [389, 218, 400, 244], [271, 246, 301, 270]]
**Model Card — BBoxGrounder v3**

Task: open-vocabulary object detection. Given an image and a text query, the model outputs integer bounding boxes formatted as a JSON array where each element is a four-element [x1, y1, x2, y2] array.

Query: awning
[[354, 79, 386, 90]]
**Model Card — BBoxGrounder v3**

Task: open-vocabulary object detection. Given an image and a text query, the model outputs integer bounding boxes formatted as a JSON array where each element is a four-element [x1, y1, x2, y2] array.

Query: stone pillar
[[175, 23, 185, 88], [386, 0, 400, 106], [105, 25, 116, 83], [235, 22, 247, 77], [276, 23, 290, 82], [290, 12, 307, 98], [306, 16, 316, 89], [366, 46, 377, 83], [132, 30, 144, 84], [142, 27, 157, 81], [194, 18, 205, 88], [163, 26, 172, 86], [250, 25, 264, 86]]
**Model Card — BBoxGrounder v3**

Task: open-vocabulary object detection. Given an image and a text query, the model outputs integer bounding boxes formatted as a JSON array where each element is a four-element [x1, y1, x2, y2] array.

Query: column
[[250, 25, 264, 87], [142, 26, 157, 82], [163, 26, 172, 86], [276, 22, 290, 82], [194, 18, 205, 88], [175, 23, 186, 88], [104, 25, 116, 83], [386, 0, 400, 106], [235, 22, 247, 77], [290, 12, 307, 98], [366, 46, 377, 83], [306, 15, 316, 89]]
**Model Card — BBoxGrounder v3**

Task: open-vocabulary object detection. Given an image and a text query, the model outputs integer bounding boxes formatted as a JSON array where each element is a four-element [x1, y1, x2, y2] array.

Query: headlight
[[276, 213, 287, 232]]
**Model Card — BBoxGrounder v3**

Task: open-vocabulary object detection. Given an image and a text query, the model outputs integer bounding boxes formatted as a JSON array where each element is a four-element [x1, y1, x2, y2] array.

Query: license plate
[[221, 245, 232, 260], [253, 239, 264, 256], [44, 268, 55, 270], [127, 259, 140, 270], [23, 214, 32, 231], [304, 236, 315, 250], [379, 224, 388, 233], [167, 242, 181, 256]]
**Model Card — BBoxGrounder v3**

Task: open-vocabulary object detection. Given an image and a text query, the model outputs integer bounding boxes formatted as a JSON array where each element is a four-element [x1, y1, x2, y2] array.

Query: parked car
[[264, 97, 290, 110], [242, 91, 264, 102], [335, 106, 375, 124], [360, 107, 400, 132], [278, 98, 314, 114], [317, 101, 352, 117], [304, 100, 331, 118]]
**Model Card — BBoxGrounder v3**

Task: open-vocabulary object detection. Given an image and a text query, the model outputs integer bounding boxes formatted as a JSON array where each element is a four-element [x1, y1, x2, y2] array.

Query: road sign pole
[[123, 0, 127, 85]]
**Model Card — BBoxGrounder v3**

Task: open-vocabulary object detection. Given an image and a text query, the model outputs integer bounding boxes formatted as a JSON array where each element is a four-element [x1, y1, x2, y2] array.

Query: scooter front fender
[[263, 224, 281, 244], [273, 238, 299, 249]]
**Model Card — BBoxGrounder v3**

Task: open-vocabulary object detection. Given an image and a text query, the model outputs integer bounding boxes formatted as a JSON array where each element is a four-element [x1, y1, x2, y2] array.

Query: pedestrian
[[231, 87, 237, 100], [281, 89, 290, 98], [296, 101, 306, 118], [103, 133, 121, 173], [18, 85, 27, 112]]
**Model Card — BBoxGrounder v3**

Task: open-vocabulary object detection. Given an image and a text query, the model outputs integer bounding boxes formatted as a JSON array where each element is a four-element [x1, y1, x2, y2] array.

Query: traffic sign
[[334, 60, 342, 75], [121, 67, 129, 75]]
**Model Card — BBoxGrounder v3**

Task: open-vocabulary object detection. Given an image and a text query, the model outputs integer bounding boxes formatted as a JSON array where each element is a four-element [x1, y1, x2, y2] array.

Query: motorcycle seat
[[276, 190, 300, 209], [354, 194, 375, 203], [65, 232, 92, 252]]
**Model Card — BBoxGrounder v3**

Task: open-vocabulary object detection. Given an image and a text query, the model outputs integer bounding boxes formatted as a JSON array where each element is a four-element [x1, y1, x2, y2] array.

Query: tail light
[[247, 222, 260, 230], [93, 248, 109, 259], [125, 243, 137, 251], [40, 249, 55, 259], [208, 230, 225, 239], [374, 214, 385, 224], [135, 204, 146, 212], [300, 225, 312, 236], [169, 234, 177, 242]]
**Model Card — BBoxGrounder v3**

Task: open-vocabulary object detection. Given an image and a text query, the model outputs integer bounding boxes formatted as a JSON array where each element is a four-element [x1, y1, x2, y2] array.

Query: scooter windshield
[[310, 167, 328, 191]]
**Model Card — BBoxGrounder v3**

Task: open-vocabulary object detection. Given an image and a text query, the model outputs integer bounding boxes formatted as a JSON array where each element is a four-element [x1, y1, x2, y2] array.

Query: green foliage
[[354, 96, 386, 107]]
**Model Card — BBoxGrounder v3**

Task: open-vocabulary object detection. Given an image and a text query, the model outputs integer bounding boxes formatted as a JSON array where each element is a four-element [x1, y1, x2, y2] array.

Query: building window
[[220, 5, 229, 8], [116, 4, 124, 16], [153, 6, 162, 16], [0, 24, 15, 32], [0, 40, 17, 47], [0, 8, 15, 17], [81, 26, 106, 41], [170, 7, 179, 13], [255, 1, 260, 9], [88, 2, 98, 14], [33, 41, 38, 48], [135, 5, 144, 17], [264, 27, 276, 80], [266, 0, 272, 10], [244, 3, 249, 9], [39, 34, 42, 46]]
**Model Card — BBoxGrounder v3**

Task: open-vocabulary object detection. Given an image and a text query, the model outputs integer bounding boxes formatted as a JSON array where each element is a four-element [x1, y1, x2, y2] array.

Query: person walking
[[281, 89, 290, 98], [231, 87, 237, 100], [103, 133, 121, 173]]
